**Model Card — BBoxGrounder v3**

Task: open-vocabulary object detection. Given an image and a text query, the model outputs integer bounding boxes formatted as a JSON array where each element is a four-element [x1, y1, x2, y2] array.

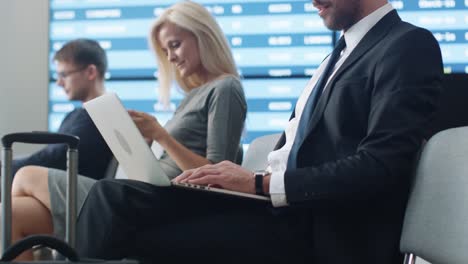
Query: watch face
[[255, 170, 269, 177]]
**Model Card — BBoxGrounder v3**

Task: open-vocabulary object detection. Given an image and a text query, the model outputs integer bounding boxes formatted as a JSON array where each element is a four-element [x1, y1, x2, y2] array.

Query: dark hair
[[53, 38, 107, 79]]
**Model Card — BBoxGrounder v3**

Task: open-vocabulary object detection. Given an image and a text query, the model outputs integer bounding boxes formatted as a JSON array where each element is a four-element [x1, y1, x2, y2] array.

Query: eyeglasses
[[55, 67, 87, 80]]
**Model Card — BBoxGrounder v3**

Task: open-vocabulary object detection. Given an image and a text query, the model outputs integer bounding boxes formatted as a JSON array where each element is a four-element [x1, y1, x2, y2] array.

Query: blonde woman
[[9, 1, 246, 260]]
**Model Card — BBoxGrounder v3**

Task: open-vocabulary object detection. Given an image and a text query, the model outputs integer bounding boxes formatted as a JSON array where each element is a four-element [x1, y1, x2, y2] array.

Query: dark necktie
[[287, 37, 347, 169]]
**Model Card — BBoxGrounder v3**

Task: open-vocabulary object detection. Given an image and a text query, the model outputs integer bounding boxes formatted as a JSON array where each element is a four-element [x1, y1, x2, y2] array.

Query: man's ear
[[86, 64, 98, 81]]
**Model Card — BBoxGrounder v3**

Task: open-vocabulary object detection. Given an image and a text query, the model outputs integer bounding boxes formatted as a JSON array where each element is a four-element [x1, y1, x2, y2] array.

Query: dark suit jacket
[[12, 108, 112, 180], [276, 11, 443, 264]]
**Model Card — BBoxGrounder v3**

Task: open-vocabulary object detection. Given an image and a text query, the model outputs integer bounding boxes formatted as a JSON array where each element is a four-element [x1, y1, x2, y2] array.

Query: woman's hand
[[128, 110, 212, 170], [128, 110, 168, 143], [173, 161, 257, 194]]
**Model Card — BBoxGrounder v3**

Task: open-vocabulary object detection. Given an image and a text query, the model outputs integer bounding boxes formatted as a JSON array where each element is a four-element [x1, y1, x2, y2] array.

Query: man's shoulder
[[390, 14, 434, 38], [60, 107, 93, 130], [64, 107, 90, 120], [382, 19, 437, 50]]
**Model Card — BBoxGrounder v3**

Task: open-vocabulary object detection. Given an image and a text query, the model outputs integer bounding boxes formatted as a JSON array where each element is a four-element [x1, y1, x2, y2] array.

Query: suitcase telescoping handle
[[1, 132, 79, 254]]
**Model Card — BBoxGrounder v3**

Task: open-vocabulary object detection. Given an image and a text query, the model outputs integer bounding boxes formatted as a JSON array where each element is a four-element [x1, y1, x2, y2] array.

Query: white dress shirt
[[268, 3, 395, 207]]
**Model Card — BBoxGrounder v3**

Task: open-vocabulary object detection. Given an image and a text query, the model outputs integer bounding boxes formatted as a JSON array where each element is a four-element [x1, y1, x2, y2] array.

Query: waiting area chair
[[400, 126, 468, 264], [104, 156, 119, 179], [241, 133, 281, 171]]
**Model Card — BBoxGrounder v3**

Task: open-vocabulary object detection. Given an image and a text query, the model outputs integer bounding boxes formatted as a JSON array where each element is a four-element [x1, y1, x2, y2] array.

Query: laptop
[[84, 92, 270, 201]]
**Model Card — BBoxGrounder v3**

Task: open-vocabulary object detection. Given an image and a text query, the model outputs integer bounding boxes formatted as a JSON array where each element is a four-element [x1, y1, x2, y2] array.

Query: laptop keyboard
[[173, 181, 211, 190]]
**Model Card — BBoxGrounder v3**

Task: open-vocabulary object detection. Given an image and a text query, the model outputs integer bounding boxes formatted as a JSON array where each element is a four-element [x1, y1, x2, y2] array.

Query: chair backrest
[[103, 156, 119, 179], [400, 126, 468, 264], [241, 133, 281, 171], [235, 145, 244, 165]]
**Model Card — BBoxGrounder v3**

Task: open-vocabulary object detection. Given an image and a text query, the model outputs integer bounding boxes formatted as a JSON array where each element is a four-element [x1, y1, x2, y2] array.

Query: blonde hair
[[150, 1, 239, 107]]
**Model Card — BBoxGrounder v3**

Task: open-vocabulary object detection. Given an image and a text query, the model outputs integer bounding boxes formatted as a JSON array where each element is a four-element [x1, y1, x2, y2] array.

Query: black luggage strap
[[0, 235, 79, 261]]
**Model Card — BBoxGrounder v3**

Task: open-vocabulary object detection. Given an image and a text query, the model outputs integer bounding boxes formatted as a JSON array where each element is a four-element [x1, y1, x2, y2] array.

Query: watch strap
[[254, 171, 267, 195]]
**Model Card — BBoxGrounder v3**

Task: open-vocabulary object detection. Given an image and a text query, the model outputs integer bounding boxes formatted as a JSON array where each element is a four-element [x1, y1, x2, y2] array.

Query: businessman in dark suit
[[12, 39, 112, 180], [75, 0, 443, 263]]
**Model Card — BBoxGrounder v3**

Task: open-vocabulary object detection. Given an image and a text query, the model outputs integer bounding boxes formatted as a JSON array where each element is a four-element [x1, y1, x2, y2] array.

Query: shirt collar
[[343, 3, 394, 52]]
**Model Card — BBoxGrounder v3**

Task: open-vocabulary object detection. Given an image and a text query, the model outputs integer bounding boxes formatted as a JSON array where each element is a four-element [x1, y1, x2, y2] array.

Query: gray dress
[[48, 75, 247, 239]]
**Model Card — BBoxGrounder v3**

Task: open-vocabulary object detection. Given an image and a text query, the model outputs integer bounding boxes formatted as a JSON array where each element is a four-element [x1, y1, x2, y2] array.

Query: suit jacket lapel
[[304, 10, 402, 138]]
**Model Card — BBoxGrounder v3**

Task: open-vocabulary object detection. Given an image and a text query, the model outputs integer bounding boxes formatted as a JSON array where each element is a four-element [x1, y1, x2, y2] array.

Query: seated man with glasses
[[11, 38, 112, 181]]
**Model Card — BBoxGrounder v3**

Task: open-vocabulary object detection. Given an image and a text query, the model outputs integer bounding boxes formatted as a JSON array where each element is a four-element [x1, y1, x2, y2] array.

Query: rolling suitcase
[[0, 132, 138, 263]]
